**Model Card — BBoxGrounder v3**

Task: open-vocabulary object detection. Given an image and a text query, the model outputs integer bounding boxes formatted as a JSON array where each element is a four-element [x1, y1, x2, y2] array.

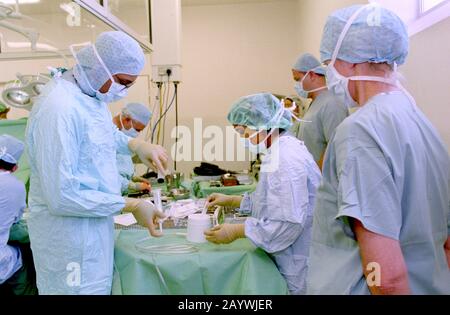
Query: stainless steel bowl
[[170, 188, 190, 200]]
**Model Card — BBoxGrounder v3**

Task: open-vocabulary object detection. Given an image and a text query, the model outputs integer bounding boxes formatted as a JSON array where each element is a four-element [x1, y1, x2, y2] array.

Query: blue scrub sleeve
[[334, 137, 402, 241], [113, 126, 132, 155], [32, 107, 126, 218], [245, 219, 303, 253], [244, 153, 310, 253]]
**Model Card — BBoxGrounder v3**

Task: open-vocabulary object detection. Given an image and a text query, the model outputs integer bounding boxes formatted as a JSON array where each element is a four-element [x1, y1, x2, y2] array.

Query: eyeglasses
[[234, 126, 245, 135], [113, 75, 136, 89], [233, 126, 262, 139]]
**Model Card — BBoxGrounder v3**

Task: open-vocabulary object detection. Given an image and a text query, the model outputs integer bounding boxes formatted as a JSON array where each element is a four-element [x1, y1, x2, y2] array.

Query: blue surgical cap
[[320, 4, 409, 65], [227, 93, 292, 130], [73, 31, 146, 96], [123, 103, 152, 125], [292, 53, 326, 75], [0, 134, 24, 164]]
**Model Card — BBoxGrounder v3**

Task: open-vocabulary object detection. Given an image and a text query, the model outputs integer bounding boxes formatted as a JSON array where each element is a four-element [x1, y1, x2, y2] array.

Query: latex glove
[[205, 193, 242, 210], [123, 198, 166, 237], [204, 224, 245, 244], [128, 139, 169, 175], [128, 181, 151, 192], [132, 176, 150, 184]]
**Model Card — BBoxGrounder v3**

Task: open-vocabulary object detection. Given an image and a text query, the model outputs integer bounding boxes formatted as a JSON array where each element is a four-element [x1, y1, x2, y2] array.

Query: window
[[75, 0, 152, 51], [421, 0, 447, 13], [369, 0, 450, 36]]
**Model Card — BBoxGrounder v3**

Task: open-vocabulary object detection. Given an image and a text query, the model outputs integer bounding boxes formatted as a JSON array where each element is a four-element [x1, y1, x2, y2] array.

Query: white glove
[[128, 182, 151, 192], [204, 224, 245, 244], [123, 198, 166, 236], [128, 139, 169, 175], [205, 193, 242, 210], [132, 176, 150, 184]]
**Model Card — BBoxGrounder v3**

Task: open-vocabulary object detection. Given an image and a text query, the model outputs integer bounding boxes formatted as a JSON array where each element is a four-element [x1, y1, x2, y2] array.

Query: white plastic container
[[186, 214, 212, 243], [152, 189, 163, 211]]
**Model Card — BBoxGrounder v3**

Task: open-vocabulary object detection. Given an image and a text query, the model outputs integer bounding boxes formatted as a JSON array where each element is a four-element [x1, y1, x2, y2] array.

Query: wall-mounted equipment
[[151, 0, 182, 83]]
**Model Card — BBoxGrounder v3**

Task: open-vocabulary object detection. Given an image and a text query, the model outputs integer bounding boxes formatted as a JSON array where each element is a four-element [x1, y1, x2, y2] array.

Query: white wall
[[401, 17, 450, 148], [295, 0, 367, 56], [165, 0, 300, 176]]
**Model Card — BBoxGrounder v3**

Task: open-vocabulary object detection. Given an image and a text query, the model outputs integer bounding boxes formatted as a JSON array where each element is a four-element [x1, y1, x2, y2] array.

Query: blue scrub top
[[116, 144, 134, 195], [297, 90, 348, 163], [0, 171, 26, 284], [307, 91, 450, 294]]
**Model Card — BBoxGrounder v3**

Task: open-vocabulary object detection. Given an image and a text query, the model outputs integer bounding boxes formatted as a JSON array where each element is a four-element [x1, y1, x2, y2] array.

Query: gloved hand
[[132, 176, 150, 184], [128, 139, 169, 175], [205, 193, 242, 210], [128, 181, 151, 192], [204, 224, 245, 244], [123, 198, 165, 237]]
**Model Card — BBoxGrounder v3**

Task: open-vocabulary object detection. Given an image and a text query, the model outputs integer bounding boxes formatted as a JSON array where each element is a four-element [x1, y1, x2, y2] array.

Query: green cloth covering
[[192, 180, 257, 198], [112, 229, 289, 295], [9, 220, 30, 244], [0, 219, 37, 295], [0, 118, 30, 187]]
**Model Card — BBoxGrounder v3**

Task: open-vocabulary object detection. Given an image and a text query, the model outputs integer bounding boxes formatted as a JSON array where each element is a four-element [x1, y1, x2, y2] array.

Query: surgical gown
[[297, 90, 348, 163], [0, 172, 26, 284], [307, 91, 450, 294], [239, 133, 321, 294], [116, 147, 134, 195], [26, 78, 131, 294]]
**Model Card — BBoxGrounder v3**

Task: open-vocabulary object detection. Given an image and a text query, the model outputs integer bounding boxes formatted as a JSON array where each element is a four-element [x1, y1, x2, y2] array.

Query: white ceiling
[[181, 0, 281, 6]]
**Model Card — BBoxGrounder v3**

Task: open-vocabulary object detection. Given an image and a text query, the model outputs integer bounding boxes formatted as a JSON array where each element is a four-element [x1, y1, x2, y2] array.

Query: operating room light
[[6, 41, 57, 51], [0, 0, 40, 4]]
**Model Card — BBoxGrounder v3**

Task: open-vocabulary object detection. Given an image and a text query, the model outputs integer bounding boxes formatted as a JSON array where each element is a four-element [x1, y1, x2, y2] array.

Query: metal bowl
[[170, 188, 191, 200]]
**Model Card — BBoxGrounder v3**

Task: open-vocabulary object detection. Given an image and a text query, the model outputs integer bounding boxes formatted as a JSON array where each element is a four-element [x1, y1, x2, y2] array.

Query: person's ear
[[12, 165, 18, 173]]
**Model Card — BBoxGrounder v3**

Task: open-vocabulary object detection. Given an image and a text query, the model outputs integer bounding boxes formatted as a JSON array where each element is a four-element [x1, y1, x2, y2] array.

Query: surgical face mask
[[238, 105, 287, 154], [296, 70, 327, 100], [97, 81, 128, 103], [325, 66, 359, 108], [325, 4, 407, 108], [295, 82, 308, 99], [120, 113, 139, 138], [239, 136, 249, 149], [240, 129, 275, 155], [238, 103, 312, 154], [70, 43, 128, 103]]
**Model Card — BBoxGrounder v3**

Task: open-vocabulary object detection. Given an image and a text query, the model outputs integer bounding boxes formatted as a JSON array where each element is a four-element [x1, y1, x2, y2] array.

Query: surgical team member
[[0, 135, 37, 295], [113, 103, 152, 195], [26, 31, 167, 295], [205, 93, 321, 294], [307, 4, 450, 294], [292, 53, 348, 169]]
